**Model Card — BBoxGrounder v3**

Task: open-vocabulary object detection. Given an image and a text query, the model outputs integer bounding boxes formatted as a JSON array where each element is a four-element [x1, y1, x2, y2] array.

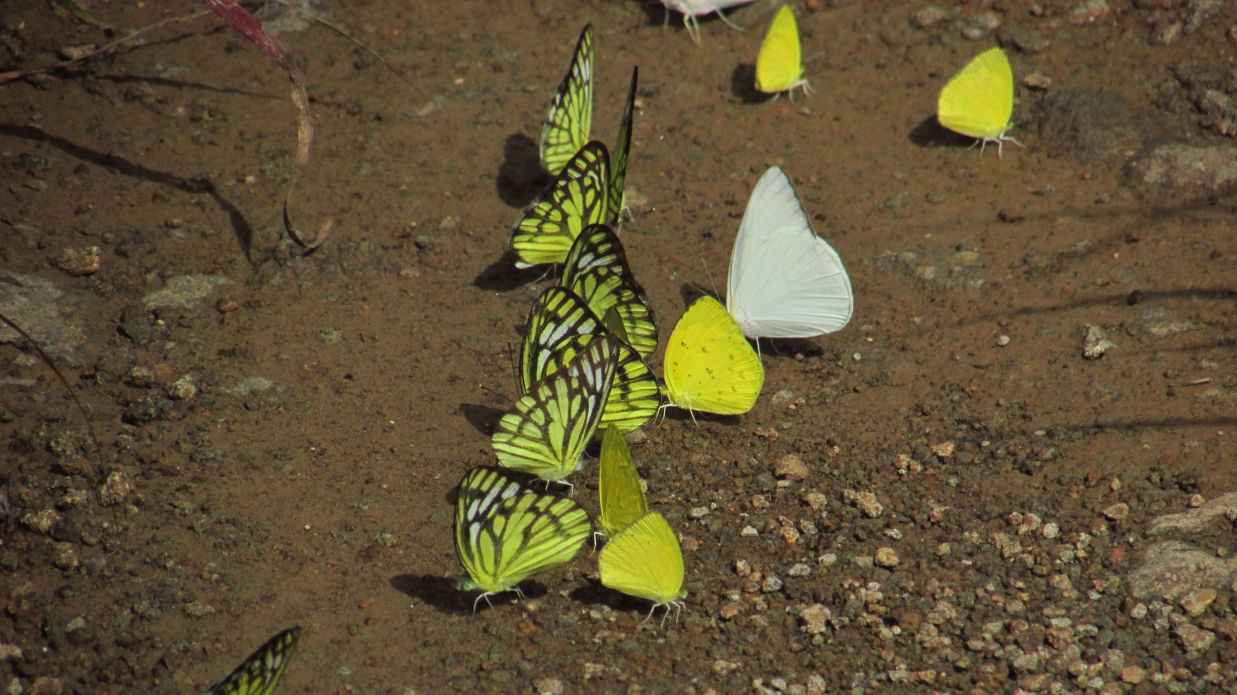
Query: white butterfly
[[660, 0, 759, 45], [726, 166, 854, 339]]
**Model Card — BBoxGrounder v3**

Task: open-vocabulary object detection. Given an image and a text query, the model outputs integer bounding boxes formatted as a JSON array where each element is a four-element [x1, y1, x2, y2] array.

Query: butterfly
[[661, 0, 759, 45], [520, 287, 660, 432], [540, 25, 593, 176], [663, 295, 764, 416], [512, 141, 611, 268], [494, 333, 617, 483], [598, 511, 687, 620], [204, 626, 300, 695], [454, 467, 592, 610], [755, 5, 811, 99], [561, 224, 658, 359], [609, 67, 637, 223], [936, 46, 1022, 157], [726, 166, 853, 339], [597, 425, 648, 538]]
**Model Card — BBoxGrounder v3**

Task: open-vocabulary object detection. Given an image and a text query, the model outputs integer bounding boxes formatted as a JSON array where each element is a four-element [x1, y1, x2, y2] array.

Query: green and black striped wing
[[454, 467, 591, 598], [519, 286, 605, 394], [561, 225, 658, 359], [608, 66, 637, 223], [512, 141, 611, 268], [204, 627, 301, 695], [493, 335, 617, 481], [542, 332, 660, 433], [540, 24, 594, 176]]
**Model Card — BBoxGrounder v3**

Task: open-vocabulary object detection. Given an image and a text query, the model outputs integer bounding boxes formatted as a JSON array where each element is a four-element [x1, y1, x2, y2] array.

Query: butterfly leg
[[683, 14, 702, 45], [714, 7, 746, 32]]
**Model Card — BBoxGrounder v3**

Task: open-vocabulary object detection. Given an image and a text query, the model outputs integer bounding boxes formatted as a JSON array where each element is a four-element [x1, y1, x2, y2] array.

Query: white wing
[[726, 166, 854, 339], [662, 0, 758, 16]]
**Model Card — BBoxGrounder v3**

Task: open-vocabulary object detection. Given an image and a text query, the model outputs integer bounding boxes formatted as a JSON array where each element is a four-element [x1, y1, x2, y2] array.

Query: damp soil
[[1, 2, 1236, 694]]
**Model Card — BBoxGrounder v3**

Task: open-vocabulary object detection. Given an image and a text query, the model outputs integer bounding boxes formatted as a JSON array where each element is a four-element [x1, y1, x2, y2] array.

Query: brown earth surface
[[2, 1, 1236, 694]]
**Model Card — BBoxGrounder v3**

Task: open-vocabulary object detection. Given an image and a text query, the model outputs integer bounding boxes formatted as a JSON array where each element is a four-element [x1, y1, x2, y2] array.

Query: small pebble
[[1102, 502, 1129, 521], [1178, 588, 1217, 617], [874, 547, 900, 568], [774, 454, 809, 480], [1120, 666, 1146, 684], [995, 334, 1010, 347]]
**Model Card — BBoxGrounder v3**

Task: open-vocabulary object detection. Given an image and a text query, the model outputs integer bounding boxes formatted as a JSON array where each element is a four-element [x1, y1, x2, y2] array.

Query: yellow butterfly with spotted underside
[[520, 287, 660, 432], [561, 224, 658, 359], [204, 626, 300, 695], [663, 295, 764, 416], [494, 334, 617, 483], [599, 511, 687, 620], [598, 425, 647, 538], [936, 46, 1022, 156], [755, 5, 810, 99], [454, 467, 591, 610], [512, 141, 611, 268], [540, 24, 593, 176]]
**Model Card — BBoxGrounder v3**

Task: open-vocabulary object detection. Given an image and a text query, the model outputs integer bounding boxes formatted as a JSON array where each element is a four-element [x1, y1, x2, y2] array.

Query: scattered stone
[[800, 604, 830, 634], [910, 6, 949, 29], [1033, 89, 1160, 164], [167, 375, 197, 401], [875, 547, 900, 568], [99, 471, 132, 506], [1148, 493, 1237, 534], [1131, 143, 1237, 192], [0, 269, 98, 366], [0, 643, 22, 661], [1136, 308, 1196, 337], [960, 11, 1000, 40], [1174, 622, 1216, 652], [1067, 0, 1111, 24], [1177, 588, 1217, 617], [21, 508, 61, 534], [1120, 665, 1146, 684], [774, 454, 808, 480], [1129, 540, 1237, 601], [995, 334, 1010, 346], [1081, 324, 1116, 359], [803, 491, 827, 511], [220, 376, 276, 398], [1101, 502, 1129, 520], [531, 677, 563, 695], [142, 274, 231, 311], [843, 489, 883, 517], [930, 441, 954, 458], [51, 246, 101, 276]]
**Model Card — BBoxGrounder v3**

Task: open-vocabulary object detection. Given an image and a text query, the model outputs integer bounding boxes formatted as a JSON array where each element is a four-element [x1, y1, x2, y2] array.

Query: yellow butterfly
[[936, 46, 1022, 156], [755, 5, 810, 99], [598, 425, 647, 537], [663, 296, 764, 416], [599, 511, 687, 619], [540, 25, 593, 175]]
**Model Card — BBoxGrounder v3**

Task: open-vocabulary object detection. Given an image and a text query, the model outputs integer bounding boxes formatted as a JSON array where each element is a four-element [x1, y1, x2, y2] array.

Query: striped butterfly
[[599, 511, 687, 620], [204, 626, 300, 695], [540, 24, 593, 175], [561, 224, 658, 359], [609, 67, 637, 223], [454, 467, 592, 610], [493, 333, 617, 483], [598, 425, 647, 538], [520, 287, 660, 432], [512, 141, 611, 268], [664, 295, 764, 416]]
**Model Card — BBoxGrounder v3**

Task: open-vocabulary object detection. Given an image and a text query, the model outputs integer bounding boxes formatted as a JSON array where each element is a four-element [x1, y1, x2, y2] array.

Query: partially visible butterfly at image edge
[[204, 626, 301, 695]]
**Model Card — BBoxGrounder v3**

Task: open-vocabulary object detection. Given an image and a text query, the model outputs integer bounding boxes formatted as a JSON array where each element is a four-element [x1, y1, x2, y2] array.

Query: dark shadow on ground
[[730, 63, 766, 104], [0, 123, 257, 261], [496, 133, 547, 208], [908, 114, 974, 151], [473, 251, 549, 291], [459, 403, 506, 436]]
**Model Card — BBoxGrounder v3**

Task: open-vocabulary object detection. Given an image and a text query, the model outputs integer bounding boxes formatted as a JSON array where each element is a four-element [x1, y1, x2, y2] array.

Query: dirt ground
[[1, 1, 1235, 694]]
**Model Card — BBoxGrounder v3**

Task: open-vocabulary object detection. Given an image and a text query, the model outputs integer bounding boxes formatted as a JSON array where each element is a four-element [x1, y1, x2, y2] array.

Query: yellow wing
[[664, 296, 764, 415], [936, 46, 1014, 140], [204, 627, 300, 695], [512, 141, 611, 268], [598, 511, 686, 610], [598, 426, 647, 537], [755, 5, 803, 94]]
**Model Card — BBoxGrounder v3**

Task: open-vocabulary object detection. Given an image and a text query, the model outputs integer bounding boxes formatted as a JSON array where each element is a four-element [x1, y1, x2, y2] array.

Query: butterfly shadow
[[756, 337, 825, 359], [908, 114, 975, 151], [459, 403, 507, 437], [729, 63, 768, 105], [389, 574, 474, 614], [472, 250, 549, 292], [496, 133, 549, 209]]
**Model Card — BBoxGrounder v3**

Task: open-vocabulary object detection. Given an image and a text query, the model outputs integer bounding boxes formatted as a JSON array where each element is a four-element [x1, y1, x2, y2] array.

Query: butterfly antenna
[[697, 255, 720, 299]]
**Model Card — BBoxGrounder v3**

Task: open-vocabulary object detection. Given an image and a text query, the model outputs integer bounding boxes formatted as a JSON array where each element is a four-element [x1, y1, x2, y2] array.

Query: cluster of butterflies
[[451, 21, 857, 619]]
